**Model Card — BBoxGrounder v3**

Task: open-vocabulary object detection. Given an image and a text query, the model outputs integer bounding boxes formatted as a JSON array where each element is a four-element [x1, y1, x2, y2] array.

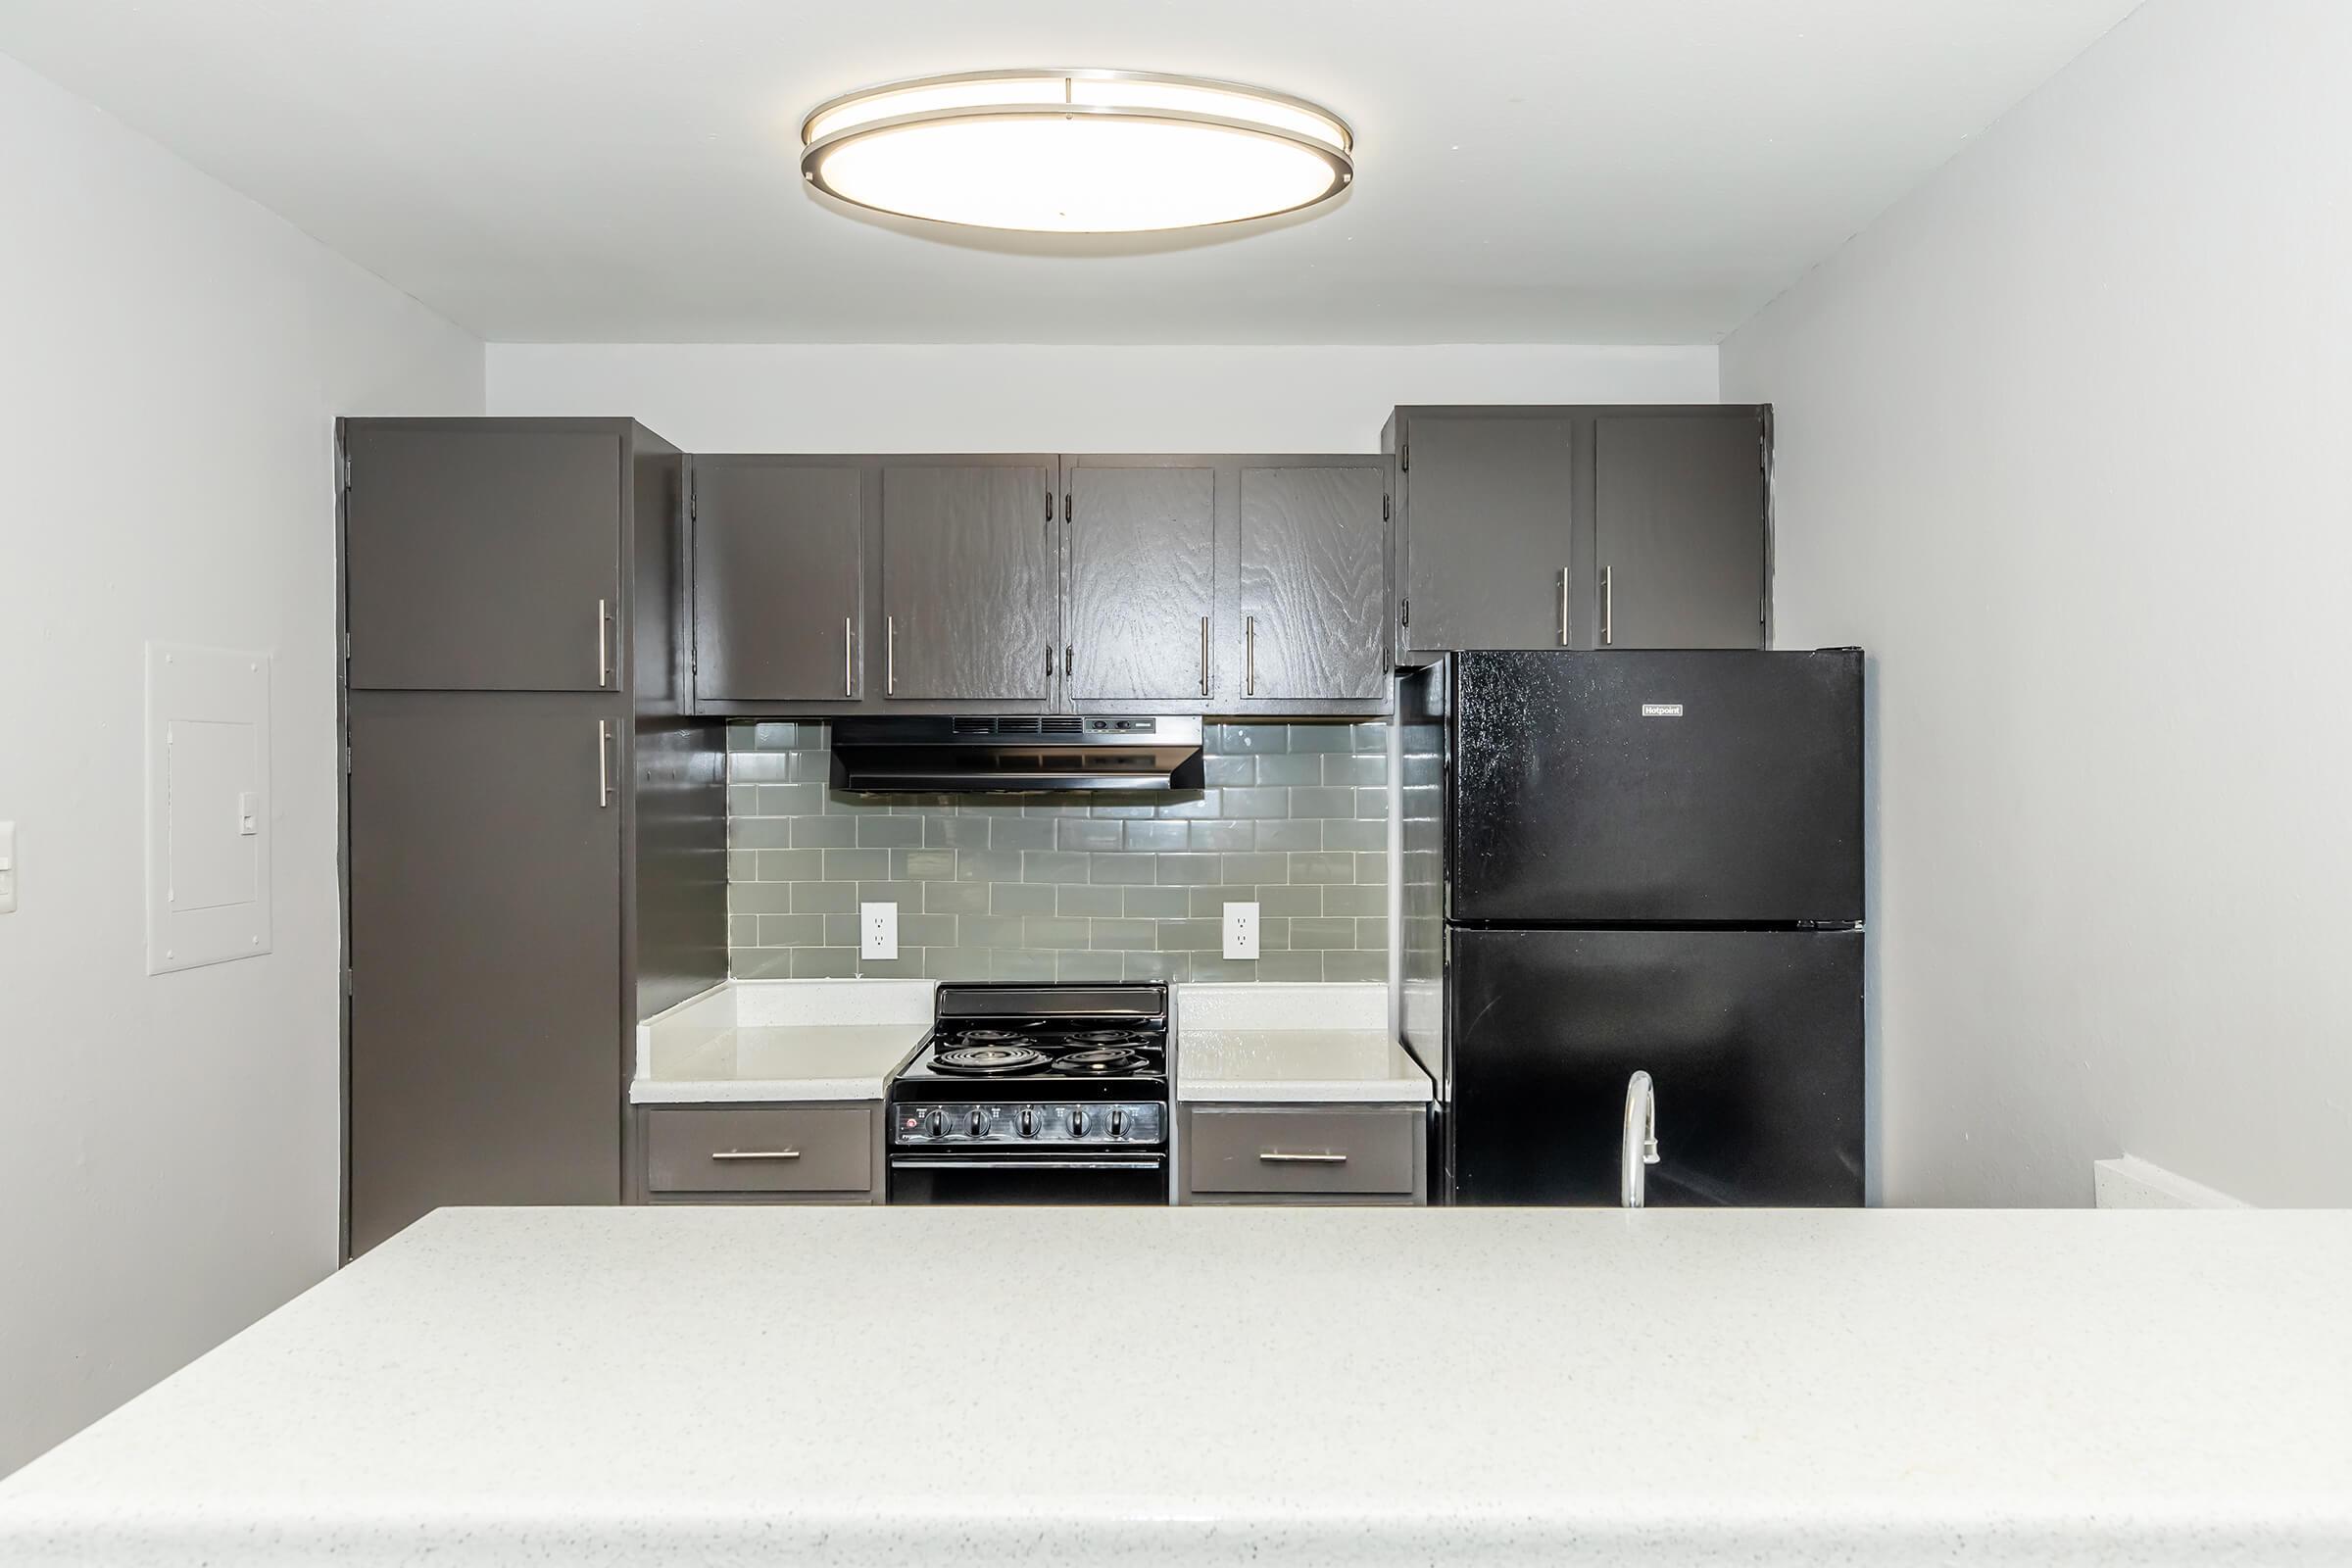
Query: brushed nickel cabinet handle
[[1245, 615, 1256, 697], [596, 719, 612, 808], [843, 615, 853, 697], [710, 1149, 801, 1161], [596, 597, 612, 687], [1199, 615, 1209, 697], [1601, 566, 1614, 647], [1560, 567, 1570, 646], [886, 614, 896, 696], [1259, 1151, 1347, 1164]]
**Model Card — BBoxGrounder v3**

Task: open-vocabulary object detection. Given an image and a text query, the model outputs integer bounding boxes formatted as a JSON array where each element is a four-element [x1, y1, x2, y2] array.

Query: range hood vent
[[830, 715, 1203, 795], [949, 715, 1085, 737]]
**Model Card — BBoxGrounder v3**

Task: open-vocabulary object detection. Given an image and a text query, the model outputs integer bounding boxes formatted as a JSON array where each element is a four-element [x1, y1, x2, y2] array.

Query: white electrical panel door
[[146, 642, 271, 973]]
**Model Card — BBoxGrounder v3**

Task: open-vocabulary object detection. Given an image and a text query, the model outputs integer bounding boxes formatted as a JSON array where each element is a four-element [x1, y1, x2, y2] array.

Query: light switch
[[0, 821, 16, 914], [237, 791, 260, 836], [860, 901, 898, 959], [1223, 901, 1260, 960]]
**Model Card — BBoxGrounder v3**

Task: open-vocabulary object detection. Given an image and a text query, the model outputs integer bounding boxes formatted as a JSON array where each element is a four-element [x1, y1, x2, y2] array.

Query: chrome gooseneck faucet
[[1621, 1071, 1661, 1207]]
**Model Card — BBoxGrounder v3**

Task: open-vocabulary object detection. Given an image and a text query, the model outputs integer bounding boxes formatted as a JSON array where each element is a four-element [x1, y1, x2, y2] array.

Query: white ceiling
[[0, 0, 2140, 344]]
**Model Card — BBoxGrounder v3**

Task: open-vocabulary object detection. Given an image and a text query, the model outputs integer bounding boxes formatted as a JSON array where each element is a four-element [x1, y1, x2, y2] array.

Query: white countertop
[[8, 1206, 2346, 1566], [631, 980, 933, 1102], [1176, 983, 1433, 1102]]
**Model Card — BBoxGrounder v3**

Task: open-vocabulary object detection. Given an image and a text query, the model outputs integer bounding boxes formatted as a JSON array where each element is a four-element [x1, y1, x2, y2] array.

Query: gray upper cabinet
[[1391, 406, 1769, 658], [1593, 415, 1768, 650], [1065, 463, 1216, 703], [693, 459, 865, 703], [686, 450, 1392, 717], [345, 423, 622, 691], [881, 461, 1058, 702], [1393, 410, 1576, 657], [1239, 463, 1390, 703]]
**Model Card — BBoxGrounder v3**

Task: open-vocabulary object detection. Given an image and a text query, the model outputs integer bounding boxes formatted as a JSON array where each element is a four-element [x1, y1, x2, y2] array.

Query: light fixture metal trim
[[800, 67, 1355, 233]]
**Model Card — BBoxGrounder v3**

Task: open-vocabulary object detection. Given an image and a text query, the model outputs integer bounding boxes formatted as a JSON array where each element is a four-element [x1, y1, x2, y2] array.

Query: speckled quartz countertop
[[630, 979, 934, 1102], [1175, 982, 1433, 1102], [8, 1206, 2348, 1567]]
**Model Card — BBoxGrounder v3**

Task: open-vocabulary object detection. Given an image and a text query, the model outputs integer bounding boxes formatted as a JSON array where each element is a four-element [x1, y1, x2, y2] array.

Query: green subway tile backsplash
[[725, 720, 1392, 984]]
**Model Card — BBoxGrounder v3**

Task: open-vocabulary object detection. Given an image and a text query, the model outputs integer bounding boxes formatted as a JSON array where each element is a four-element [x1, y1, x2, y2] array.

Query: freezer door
[[1446, 927, 1863, 1206], [1448, 649, 1862, 924]]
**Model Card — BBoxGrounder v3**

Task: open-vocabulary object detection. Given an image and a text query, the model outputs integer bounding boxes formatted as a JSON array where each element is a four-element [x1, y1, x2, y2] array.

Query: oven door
[[889, 1152, 1169, 1205]]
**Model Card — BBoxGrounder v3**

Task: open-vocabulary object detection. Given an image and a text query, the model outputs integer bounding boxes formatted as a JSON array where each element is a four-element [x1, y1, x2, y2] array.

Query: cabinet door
[[1593, 414, 1766, 650], [346, 691, 622, 1254], [693, 461, 864, 703], [1066, 465, 1215, 702], [346, 424, 621, 691], [1399, 414, 1575, 655], [881, 464, 1056, 702], [1239, 464, 1389, 702]]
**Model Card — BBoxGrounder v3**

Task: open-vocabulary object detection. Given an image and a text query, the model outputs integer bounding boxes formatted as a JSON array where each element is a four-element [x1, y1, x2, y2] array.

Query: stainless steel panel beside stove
[[887, 983, 1173, 1205]]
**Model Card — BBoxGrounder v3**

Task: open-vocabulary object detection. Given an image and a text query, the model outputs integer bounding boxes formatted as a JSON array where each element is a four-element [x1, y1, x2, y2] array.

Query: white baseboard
[[2094, 1155, 2249, 1209]]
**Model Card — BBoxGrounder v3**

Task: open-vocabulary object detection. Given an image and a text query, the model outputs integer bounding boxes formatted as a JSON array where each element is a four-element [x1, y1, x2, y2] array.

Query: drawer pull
[[710, 1149, 802, 1161], [1259, 1150, 1348, 1164]]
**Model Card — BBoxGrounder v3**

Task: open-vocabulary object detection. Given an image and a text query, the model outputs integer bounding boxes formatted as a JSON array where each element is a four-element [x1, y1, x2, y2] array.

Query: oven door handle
[[890, 1156, 1167, 1171]]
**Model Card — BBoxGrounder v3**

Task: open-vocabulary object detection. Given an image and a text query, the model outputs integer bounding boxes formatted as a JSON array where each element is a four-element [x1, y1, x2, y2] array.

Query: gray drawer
[[1187, 1106, 1420, 1197], [643, 1104, 875, 1195]]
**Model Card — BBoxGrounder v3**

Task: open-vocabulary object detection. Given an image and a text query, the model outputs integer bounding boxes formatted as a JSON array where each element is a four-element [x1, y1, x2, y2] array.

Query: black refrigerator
[[1397, 649, 1864, 1206]]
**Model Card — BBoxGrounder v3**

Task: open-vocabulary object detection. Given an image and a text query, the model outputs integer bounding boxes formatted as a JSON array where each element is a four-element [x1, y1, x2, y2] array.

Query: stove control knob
[[967, 1108, 986, 1138], [1018, 1108, 1037, 1138], [1068, 1108, 1088, 1138], [926, 1109, 945, 1138], [1109, 1107, 1128, 1139]]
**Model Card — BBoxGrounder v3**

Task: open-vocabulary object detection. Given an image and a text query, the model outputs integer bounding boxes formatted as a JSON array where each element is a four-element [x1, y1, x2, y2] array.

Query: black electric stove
[[888, 983, 1171, 1204]]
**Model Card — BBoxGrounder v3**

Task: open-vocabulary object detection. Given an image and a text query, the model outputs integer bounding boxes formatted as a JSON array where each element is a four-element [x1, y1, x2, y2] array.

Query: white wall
[[488, 343, 1718, 451], [0, 55, 482, 1472], [1722, 0, 2352, 1206]]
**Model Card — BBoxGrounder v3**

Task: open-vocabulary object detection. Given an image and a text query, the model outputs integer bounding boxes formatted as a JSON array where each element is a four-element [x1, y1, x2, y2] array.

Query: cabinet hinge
[[342, 743, 353, 774], [1400, 598, 1410, 628], [339, 450, 352, 490], [340, 968, 354, 999], [341, 632, 351, 662]]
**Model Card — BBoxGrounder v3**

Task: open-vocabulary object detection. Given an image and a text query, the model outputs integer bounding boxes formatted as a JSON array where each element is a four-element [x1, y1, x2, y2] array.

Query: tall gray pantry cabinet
[[339, 418, 725, 1257]]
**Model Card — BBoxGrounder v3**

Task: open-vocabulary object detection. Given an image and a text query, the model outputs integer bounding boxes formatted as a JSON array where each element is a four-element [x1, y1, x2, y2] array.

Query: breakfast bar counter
[[3, 1206, 2348, 1566]]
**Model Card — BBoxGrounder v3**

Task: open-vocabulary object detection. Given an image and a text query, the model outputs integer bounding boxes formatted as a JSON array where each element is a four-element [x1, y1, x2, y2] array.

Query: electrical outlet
[[860, 901, 898, 959], [1222, 900, 1259, 960]]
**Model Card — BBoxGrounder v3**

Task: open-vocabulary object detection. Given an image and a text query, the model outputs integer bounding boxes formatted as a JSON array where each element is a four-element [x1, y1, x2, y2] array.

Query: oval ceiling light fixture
[[801, 69, 1353, 233]]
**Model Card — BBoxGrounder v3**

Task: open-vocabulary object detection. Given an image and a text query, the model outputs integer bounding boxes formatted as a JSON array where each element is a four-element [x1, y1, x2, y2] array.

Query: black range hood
[[828, 715, 1204, 794]]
